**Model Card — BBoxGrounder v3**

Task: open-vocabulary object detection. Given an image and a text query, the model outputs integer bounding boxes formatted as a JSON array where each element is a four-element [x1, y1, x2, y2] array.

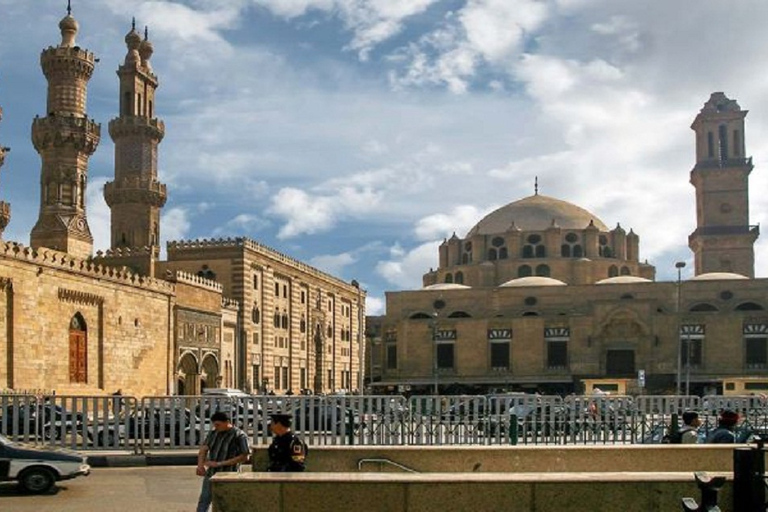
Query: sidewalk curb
[[89, 453, 197, 468]]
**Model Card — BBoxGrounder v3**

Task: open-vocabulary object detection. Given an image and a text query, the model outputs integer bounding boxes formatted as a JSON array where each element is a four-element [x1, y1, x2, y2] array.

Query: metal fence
[[2, 394, 767, 453]]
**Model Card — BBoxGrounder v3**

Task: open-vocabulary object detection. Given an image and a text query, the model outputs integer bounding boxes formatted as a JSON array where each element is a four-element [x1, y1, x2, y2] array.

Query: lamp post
[[368, 330, 377, 395], [675, 261, 686, 395], [432, 312, 439, 395], [351, 280, 364, 395]]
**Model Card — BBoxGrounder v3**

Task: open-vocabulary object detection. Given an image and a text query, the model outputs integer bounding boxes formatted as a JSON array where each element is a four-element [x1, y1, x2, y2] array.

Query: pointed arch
[[69, 313, 88, 383]]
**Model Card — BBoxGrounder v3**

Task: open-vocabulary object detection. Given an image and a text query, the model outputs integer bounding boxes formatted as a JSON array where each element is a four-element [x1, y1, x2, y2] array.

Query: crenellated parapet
[[108, 116, 164, 141], [173, 270, 223, 293], [222, 297, 240, 310], [40, 45, 96, 82], [0, 241, 174, 294]]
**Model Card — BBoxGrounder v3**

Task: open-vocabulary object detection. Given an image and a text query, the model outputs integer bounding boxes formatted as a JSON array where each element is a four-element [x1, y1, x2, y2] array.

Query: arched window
[[492, 237, 505, 247], [707, 132, 714, 158], [736, 302, 764, 311], [445, 273, 454, 284], [620, 266, 631, 276], [522, 245, 534, 258], [608, 265, 619, 278], [499, 247, 508, 259], [409, 312, 432, 320], [573, 245, 583, 258], [455, 271, 464, 284], [461, 253, 469, 264], [252, 307, 260, 324], [488, 248, 498, 261], [718, 124, 729, 162], [273, 312, 280, 328], [448, 311, 471, 318], [536, 264, 550, 277], [69, 313, 88, 384], [518, 265, 532, 277], [522, 311, 539, 317], [561, 244, 571, 257], [602, 247, 613, 258], [281, 314, 289, 329], [535, 245, 546, 258], [689, 303, 718, 312], [327, 325, 333, 338], [300, 317, 307, 333]]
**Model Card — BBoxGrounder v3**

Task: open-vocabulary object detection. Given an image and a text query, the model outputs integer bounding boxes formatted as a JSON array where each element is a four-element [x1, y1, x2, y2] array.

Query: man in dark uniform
[[267, 413, 307, 472]]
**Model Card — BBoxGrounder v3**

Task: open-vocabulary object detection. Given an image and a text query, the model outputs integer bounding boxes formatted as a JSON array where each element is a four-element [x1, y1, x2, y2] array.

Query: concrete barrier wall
[[211, 472, 734, 512], [252, 445, 741, 473]]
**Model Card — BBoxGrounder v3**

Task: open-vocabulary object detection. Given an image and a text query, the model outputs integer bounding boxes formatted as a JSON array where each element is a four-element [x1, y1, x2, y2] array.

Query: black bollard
[[733, 442, 766, 512], [681, 472, 725, 512]]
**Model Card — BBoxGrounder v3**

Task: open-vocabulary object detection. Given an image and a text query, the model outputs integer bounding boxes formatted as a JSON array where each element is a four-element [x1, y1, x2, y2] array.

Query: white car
[[0, 433, 90, 493]]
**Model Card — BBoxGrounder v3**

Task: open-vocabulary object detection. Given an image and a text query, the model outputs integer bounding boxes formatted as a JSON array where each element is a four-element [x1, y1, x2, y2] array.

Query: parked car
[[0, 433, 90, 493], [290, 403, 362, 435], [90, 406, 209, 447], [0, 403, 85, 441]]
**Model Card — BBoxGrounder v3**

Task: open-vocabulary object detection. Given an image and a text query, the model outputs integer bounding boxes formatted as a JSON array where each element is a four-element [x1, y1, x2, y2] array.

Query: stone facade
[[0, 8, 364, 396], [375, 92, 766, 396]]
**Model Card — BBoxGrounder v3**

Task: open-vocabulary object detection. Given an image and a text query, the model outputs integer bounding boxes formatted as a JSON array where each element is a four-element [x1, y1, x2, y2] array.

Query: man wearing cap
[[706, 410, 739, 443], [196, 411, 251, 512], [267, 413, 307, 472]]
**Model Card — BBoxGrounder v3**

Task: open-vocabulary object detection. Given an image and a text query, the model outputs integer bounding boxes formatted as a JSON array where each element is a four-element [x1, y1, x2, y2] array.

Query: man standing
[[706, 410, 739, 444], [267, 413, 307, 472], [196, 411, 251, 512], [679, 411, 702, 444]]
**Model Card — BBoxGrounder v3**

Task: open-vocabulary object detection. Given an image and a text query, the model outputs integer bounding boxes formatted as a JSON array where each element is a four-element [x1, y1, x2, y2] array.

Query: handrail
[[358, 458, 419, 473]]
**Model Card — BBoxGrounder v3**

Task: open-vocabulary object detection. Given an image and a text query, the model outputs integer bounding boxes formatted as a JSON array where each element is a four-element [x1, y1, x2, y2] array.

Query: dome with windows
[[466, 194, 608, 236], [499, 276, 567, 287]]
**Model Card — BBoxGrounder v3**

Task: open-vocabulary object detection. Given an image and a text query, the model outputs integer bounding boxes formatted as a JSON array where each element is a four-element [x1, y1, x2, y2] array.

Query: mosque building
[[370, 92, 768, 396], [0, 7, 364, 396]]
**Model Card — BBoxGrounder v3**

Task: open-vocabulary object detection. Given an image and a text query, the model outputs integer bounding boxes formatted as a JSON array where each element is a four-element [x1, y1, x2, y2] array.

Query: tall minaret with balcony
[[30, 5, 101, 258], [103, 22, 167, 262], [0, 104, 10, 238], [688, 92, 758, 278]]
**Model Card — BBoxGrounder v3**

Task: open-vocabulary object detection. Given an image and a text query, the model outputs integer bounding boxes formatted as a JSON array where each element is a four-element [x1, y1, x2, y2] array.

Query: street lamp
[[432, 311, 439, 395], [351, 280, 364, 395], [675, 261, 686, 395]]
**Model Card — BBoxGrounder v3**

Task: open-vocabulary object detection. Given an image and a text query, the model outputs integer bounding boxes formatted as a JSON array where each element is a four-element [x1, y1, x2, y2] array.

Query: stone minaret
[[30, 5, 101, 258], [103, 22, 166, 252], [0, 105, 10, 238], [689, 92, 758, 278]]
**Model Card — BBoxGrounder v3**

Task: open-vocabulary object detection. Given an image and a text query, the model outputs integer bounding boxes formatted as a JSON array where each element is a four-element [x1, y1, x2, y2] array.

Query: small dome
[[423, 283, 471, 291], [139, 38, 154, 62], [466, 194, 608, 236], [125, 28, 142, 50], [59, 14, 78, 32], [596, 276, 653, 285], [690, 272, 749, 281], [499, 276, 567, 288]]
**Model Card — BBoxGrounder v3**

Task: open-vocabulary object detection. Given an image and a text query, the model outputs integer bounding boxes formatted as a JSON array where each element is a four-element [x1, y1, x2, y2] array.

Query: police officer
[[267, 413, 307, 472]]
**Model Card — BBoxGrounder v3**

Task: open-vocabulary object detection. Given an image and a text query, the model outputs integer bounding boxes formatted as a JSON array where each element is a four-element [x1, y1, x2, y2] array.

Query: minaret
[[688, 92, 758, 277], [103, 22, 166, 252], [30, 4, 101, 258], [0, 105, 10, 238]]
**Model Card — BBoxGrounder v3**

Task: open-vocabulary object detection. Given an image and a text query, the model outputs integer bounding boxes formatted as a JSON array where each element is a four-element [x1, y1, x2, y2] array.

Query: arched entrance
[[200, 354, 220, 392], [69, 313, 88, 384], [177, 352, 199, 395]]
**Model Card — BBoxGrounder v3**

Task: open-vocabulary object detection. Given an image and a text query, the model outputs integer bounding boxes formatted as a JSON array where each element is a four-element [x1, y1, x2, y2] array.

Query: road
[[0, 466, 203, 511]]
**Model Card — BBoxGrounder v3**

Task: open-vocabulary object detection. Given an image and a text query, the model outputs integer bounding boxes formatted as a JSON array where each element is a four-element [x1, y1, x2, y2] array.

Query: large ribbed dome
[[466, 194, 608, 236]]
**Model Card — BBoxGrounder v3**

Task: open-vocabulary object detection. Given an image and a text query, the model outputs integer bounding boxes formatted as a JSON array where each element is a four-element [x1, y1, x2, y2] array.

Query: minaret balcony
[[108, 116, 165, 141], [40, 46, 95, 79], [693, 156, 753, 171], [31, 115, 101, 153], [104, 178, 167, 208]]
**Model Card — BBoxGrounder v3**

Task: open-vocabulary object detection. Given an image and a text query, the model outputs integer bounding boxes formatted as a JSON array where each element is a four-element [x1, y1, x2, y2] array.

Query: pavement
[[0, 466, 203, 511]]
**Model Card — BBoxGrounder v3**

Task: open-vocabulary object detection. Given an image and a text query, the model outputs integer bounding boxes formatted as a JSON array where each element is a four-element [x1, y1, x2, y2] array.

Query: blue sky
[[2, 0, 768, 315]]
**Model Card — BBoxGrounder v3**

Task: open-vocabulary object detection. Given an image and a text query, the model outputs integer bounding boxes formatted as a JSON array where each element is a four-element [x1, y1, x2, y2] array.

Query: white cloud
[[310, 252, 357, 276], [211, 214, 270, 237], [366, 295, 385, 316], [86, 177, 111, 252], [414, 205, 496, 241], [161, 207, 191, 243], [376, 240, 438, 288]]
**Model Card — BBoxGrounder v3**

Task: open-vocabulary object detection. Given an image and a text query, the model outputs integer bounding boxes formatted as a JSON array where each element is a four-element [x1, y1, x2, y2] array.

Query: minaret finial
[[132, 17, 136, 31], [67, 0, 72, 16], [534, 176, 539, 195], [144, 26, 149, 40]]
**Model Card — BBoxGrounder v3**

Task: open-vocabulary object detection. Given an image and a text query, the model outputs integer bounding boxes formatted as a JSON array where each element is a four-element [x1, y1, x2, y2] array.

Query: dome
[[423, 283, 471, 291], [466, 194, 608, 236], [499, 276, 567, 288], [690, 272, 749, 281], [596, 276, 653, 285]]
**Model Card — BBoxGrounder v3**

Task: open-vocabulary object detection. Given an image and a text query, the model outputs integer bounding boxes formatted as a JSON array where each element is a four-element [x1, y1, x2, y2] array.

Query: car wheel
[[19, 467, 56, 494]]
